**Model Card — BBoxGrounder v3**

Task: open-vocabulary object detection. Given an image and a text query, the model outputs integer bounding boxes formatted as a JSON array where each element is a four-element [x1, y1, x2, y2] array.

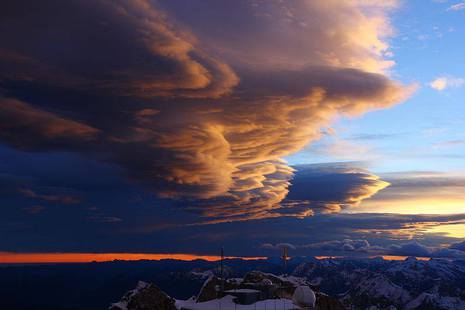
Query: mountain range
[[2, 256, 465, 309]]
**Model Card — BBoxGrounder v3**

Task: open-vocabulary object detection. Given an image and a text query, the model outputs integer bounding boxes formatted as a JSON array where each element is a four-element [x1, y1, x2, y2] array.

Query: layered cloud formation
[[285, 164, 389, 215], [0, 0, 412, 221]]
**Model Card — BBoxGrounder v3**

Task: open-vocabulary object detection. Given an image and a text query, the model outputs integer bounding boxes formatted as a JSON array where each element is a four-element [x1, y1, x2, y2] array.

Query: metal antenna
[[220, 246, 224, 293], [281, 247, 288, 276]]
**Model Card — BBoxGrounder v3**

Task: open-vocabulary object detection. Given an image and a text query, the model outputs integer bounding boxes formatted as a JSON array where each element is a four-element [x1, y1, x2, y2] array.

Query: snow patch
[[176, 295, 297, 310]]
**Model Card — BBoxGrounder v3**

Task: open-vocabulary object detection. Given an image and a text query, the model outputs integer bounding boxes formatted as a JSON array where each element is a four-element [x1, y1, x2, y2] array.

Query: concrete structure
[[223, 289, 261, 305]]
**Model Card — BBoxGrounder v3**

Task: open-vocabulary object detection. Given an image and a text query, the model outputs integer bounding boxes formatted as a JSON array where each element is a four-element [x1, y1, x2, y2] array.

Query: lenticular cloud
[[0, 0, 413, 221]]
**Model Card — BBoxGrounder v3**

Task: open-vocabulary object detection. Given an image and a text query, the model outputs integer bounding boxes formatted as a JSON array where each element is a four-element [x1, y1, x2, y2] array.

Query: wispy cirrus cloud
[[22, 205, 45, 215], [433, 139, 465, 148], [429, 76, 465, 90], [0, 98, 99, 150], [87, 215, 122, 223], [19, 188, 80, 205], [448, 2, 465, 10]]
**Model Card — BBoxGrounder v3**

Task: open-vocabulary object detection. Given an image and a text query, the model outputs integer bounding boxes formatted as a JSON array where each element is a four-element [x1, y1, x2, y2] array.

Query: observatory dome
[[292, 285, 316, 309]]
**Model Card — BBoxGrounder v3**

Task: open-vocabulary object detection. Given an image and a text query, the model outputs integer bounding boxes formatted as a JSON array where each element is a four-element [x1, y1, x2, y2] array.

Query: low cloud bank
[[261, 239, 465, 259]]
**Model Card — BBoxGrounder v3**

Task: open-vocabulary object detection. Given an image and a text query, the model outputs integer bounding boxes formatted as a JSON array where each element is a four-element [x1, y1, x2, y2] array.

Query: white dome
[[292, 286, 316, 309]]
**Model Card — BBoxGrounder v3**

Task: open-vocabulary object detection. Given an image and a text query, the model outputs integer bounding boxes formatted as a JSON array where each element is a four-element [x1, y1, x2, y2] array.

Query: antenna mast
[[281, 247, 288, 276], [220, 246, 224, 293]]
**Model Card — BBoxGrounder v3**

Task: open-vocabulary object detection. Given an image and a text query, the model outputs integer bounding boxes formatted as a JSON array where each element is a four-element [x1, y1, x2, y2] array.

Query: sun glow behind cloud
[[352, 171, 465, 215], [357, 198, 465, 215], [424, 223, 465, 239]]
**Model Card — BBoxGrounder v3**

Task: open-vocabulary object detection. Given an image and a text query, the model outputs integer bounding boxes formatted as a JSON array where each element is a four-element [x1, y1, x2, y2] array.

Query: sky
[[1, 0, 465, 262]]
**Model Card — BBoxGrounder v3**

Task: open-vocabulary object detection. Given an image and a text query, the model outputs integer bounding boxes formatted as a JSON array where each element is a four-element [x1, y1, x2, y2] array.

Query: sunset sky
[[1, 0, 465, 263]]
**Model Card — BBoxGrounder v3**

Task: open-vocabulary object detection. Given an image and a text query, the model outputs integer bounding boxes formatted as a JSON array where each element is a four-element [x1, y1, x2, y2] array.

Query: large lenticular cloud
[[0, 0, 413, 222]]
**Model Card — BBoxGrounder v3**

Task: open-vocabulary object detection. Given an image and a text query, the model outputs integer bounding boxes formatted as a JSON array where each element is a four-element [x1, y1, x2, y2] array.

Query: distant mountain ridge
[[110, 270, 345, 310], [1, 256, 465, 309], [292, 257, 465, 309], [109, 256, 465, 310]]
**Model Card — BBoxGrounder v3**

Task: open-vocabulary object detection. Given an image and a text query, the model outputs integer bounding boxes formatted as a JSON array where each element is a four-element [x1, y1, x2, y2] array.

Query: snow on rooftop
[[276, 275, 308, 287], [176, 295, 298, 310], [190, 270, 214, 279], [224, 289, 260, 293]]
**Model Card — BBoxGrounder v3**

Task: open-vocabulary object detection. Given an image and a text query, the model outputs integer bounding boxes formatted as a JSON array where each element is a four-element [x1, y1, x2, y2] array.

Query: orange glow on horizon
[[0, 252, 266, 264], [0, 253, 438, 264], [377, 255, 430, 261]]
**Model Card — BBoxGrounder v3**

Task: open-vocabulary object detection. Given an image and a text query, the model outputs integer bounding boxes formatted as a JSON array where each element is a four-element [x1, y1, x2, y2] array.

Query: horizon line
[[0, 252, 435, 264], [0, 252, 267, 264]]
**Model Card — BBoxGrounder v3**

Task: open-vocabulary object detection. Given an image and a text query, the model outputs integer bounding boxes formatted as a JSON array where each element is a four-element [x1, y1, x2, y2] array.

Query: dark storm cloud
[[0, 0, 412, 221], [0, 0, 238, 98]]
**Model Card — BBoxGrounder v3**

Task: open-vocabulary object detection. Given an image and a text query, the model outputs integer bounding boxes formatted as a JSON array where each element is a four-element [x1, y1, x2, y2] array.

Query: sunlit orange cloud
[[0, 252, 266, 264], [377, 255, 430, 261], [315, 256, 344, 260]]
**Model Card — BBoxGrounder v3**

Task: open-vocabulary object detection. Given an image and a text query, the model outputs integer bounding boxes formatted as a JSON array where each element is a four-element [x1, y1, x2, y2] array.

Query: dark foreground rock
[[110, 271, 346, 310], [195, 276, 240, 302], [109, 281, 177, 310], [316, 292, 346, 310]]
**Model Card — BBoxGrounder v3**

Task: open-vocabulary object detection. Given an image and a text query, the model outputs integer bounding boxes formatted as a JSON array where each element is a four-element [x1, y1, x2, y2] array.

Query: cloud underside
[[0, 0, 412, 222]]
